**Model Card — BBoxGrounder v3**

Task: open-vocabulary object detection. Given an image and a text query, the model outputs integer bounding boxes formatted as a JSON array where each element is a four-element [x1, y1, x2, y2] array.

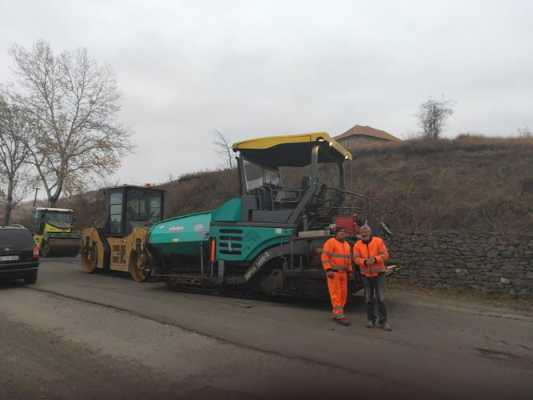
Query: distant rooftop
[[335, 125, 401, 143]]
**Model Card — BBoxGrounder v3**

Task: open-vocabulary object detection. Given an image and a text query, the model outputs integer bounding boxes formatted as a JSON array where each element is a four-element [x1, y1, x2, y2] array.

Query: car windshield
[[0, 229, 33, 249], [43, 211, 73, 226], [243, 159, 281, 192]]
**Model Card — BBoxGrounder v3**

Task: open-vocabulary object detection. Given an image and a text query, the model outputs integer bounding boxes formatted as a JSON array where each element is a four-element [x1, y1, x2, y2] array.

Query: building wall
[[385, 231, 533, 297]]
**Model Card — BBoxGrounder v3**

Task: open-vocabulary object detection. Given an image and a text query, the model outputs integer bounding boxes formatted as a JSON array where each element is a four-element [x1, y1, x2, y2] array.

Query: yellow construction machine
[[32, 207, 81, 257], [80, 185, 165, 282]]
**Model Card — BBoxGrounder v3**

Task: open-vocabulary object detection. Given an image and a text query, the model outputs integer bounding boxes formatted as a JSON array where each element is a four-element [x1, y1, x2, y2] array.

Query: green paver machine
[[147, 132, 375, 297]]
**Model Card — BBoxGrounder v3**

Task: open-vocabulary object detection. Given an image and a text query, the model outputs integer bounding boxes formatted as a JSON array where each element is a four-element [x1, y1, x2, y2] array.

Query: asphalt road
[[0, 258, 532, 400]]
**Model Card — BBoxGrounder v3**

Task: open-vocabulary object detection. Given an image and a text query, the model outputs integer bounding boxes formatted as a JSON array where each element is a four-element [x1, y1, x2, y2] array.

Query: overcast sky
[[1, 0, 532, 186]]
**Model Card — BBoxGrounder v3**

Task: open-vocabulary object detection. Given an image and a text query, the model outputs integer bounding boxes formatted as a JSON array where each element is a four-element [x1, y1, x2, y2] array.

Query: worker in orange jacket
[[353, 224, 392, 331], [321, 227, 352, 326]]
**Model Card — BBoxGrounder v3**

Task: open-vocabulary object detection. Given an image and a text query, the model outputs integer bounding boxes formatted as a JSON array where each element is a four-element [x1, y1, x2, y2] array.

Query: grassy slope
[[11, 137, 533, 233], [350, 137, 533, 232]]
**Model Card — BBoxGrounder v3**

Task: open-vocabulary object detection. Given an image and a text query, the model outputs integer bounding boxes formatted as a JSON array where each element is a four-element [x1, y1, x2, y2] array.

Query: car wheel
[[24, 270, 38, 285]]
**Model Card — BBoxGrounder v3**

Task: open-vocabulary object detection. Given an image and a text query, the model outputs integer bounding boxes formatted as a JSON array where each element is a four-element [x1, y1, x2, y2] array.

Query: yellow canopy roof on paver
[[232, 132, 352, 168]]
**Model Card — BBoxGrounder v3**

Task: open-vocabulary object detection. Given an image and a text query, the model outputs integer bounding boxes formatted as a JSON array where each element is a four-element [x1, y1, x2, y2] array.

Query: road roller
[[32, 207, 81, 257], [80, 185, 165, 282]]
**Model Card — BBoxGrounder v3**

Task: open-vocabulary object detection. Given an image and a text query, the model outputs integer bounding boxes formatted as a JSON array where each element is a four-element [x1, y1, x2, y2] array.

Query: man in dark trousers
[[353, 224, 392, 331]]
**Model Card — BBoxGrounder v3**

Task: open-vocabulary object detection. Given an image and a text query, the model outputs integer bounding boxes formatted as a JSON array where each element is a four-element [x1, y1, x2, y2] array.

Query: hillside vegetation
[[350, 136, 533, 232], [12, 137, 533, 233]]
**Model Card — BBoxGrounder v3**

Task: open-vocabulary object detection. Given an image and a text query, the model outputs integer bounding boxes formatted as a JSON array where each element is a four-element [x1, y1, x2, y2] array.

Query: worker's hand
[[368, 256, 376, 265], [327, 270, 335, 279]]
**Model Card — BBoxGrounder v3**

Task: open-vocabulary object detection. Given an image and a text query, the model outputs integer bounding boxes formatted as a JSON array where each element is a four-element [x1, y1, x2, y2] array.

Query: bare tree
[[6, 40, 132, 206], [212, 129, 234, 169], [418, 98, 454, 139], [0, 96, 34, 224]]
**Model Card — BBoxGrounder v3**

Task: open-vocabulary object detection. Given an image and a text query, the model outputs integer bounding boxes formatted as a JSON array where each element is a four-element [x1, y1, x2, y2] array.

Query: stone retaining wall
[[386, 231, 533, 297]]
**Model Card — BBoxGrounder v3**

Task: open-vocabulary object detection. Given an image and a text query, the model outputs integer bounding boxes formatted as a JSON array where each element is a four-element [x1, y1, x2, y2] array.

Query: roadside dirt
[[386, 280, 533, 316]]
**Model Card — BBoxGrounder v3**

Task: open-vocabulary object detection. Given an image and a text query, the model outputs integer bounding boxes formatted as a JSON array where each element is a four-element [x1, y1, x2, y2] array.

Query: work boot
[[334, 317, 351, 327], [366, 320, 375, 329], [379, 321, 392, 331]]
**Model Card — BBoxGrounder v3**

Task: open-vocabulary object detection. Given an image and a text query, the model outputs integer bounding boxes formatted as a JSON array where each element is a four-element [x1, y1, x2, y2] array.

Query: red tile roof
[[334, 125, 401, 143]]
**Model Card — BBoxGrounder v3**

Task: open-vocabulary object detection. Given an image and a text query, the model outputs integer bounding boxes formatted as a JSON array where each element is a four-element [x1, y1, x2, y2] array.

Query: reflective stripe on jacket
[[353, 236, 389, 277], [321, 238, 352, 272]]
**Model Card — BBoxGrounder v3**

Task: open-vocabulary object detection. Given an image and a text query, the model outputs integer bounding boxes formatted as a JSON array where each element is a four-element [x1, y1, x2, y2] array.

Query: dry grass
[[348, 137, 533, 232], [159, 168, 239, 218], [11, 137, 533, 233]]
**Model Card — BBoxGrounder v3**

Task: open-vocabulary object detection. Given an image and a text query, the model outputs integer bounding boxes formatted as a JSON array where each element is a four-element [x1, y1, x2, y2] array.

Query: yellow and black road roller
[[80, 185, 165, 282], [32, 207, 81, 257]]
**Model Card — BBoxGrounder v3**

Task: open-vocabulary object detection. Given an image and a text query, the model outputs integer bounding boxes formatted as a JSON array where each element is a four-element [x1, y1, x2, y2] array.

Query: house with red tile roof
[[334, 125, 401, 152]]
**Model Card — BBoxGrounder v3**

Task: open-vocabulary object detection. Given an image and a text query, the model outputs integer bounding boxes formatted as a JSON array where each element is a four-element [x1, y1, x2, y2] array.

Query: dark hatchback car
[[0, 225, 39, 284]]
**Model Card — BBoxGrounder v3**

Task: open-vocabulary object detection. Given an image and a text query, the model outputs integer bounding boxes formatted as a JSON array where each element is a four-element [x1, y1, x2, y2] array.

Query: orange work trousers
[[326, 271, 348, 318]]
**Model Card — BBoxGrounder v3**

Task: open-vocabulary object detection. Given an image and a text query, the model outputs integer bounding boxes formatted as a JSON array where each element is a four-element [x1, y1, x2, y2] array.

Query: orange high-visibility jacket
[[321, 238, 353, 272], [353, 236, 389, 277]]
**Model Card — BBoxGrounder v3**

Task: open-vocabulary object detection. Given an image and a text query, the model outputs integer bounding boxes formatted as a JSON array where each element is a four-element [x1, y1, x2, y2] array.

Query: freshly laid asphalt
[[0, 258, 532, 399]]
